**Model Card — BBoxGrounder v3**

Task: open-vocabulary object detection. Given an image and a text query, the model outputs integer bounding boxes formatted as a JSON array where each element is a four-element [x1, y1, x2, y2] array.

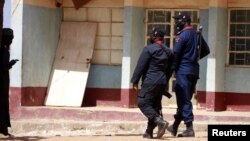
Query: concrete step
[[9, 106, 250, 137]]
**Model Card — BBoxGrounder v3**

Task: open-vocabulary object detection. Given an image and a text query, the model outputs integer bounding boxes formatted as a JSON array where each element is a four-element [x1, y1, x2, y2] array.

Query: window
[[228, 9, 250, 66], [145, 9, 199, 93], [145, 9, 199, 49]]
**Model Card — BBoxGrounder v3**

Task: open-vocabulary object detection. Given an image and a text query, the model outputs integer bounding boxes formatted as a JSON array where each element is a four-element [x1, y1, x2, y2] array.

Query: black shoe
[[0, 128, 9, 136], [167, 125, 177, 136], [177, 129, 195, 137], [154, 117, 169, 139], [143, 132, 153, 139]]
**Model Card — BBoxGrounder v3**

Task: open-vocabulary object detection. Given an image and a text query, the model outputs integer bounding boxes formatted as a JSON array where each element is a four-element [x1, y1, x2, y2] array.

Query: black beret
[[151, 27, 165, 38], [173, 11, 191, 22]]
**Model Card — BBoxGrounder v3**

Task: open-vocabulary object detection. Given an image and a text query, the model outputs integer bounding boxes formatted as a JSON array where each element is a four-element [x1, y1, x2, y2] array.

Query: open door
[[45, 22, 97, 107]]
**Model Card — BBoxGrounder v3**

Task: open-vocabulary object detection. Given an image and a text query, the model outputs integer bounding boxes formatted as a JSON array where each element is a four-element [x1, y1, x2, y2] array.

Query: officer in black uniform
[[167, 12, 210, 137], [131, 27, 174, 139]]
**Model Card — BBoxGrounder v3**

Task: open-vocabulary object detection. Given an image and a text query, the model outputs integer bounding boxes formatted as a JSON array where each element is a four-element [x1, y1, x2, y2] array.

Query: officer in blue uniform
[[131, 27, 174, 139], [167, 12, 210, 137]]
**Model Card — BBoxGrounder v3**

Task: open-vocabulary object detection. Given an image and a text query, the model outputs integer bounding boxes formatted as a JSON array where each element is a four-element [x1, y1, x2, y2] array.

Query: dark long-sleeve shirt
[[173, 26, 210, 76], [131, 43, 174, 86]]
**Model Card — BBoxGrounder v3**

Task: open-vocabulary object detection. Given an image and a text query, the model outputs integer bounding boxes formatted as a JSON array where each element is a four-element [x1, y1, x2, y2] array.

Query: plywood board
[[45, 22, 97, 107]]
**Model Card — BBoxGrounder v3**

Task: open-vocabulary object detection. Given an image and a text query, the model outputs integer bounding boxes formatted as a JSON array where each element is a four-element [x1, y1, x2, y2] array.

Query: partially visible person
[[167, 12, 210, 137], [131, 27, 174, 139], [0, 28, 18, 137]]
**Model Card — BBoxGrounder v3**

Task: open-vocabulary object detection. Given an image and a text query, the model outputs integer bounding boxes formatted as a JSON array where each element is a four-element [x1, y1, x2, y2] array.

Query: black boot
[[167, 119, 181, 136], [143, 127, 154, 139], [177, 122, 195, 137], [143, 131, 153, 139], [0, 127, 9, 136], [154, 116, 169, 139]]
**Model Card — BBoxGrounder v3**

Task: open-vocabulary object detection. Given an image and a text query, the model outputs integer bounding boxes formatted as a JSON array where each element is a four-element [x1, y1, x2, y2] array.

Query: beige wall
[[63, 0, 124, 65], [124, 0, 143, 7], [23, 0, 250, 9], [63, 0, 124, 8], [228, 0, 250, 8], [144, 0, 209, 9], [77, 0, 250, 8], [144, 0, 249, 8], [24, 0, 57, 8]]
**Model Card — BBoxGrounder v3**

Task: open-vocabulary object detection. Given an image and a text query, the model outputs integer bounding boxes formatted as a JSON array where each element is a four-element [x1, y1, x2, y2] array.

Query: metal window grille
[[228, 9, 250, 66], [145, 9, 199, 93]]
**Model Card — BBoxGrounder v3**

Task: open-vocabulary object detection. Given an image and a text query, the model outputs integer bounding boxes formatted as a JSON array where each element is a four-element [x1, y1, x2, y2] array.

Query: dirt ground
[[0, 131, 208, 141]]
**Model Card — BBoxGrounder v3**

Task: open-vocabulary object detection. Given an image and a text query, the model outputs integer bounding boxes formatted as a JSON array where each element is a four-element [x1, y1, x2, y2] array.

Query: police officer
[[167, 12, 210, 137], [131, 27, 174, 139]]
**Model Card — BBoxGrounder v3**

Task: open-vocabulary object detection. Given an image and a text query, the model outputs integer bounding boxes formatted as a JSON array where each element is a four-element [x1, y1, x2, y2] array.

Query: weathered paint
[[21, 87, 47, 106], [10, 0, 23, 87], [3, 0, 11, 27], [22, 4, 62, 86], [225, 68, 250, 93], [10, 88, 250, 122], [207, 7, 227, 92], [209, 0, 227, 8], [24, 0, 57, 8], [83, 88, 137, 108], [122, 6, 144, 90], [197, 91, 250, 111], [63, 0, 124, 8], [87, 65, 121, 88], [228, 0, 250, 8], [124, 0, 143, 7], [144, 0, 209, 9], [8, 0, 250, 111], [197, 9, 209, 91]]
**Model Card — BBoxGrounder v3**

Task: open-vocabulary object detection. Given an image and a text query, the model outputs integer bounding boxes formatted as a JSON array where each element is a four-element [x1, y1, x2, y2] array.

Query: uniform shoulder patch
[[175, 36, 181, 43]]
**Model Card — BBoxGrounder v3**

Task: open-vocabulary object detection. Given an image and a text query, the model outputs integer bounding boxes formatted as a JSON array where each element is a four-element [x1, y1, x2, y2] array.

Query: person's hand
[[9, 59, 19, 66], [133, 83, 139, 91]]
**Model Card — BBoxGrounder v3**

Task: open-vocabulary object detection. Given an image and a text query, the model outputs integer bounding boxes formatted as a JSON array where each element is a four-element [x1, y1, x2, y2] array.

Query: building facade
[[6, 0, 250, 118]]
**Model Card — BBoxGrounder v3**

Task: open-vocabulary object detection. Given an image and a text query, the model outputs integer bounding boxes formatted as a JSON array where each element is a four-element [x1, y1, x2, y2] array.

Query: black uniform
[[131, 41, 174, 137]]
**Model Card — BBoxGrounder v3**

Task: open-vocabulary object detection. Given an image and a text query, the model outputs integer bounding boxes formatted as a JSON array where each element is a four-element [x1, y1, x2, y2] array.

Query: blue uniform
[[173, 26, 210, 124], [131, 42, 174, 129]]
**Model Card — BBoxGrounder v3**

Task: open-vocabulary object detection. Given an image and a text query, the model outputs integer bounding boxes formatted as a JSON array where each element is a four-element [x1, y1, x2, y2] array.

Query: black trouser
[[137, 84, 165, 121]]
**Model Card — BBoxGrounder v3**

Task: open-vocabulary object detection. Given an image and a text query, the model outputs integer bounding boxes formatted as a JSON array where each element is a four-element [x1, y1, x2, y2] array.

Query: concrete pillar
[[10, 0, 23, 88], [206, 0, 227, 111], [3, 0, 10, 28], [9, 1, 23, 111], [0, 0, 3, 43], [121, 0, 144, 107]]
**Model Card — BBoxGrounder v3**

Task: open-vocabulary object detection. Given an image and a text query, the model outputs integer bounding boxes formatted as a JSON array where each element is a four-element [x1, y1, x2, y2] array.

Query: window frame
[[145, 9, 200, 49], [227, 8, 250, 67], [145, 9, 200, 93]]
